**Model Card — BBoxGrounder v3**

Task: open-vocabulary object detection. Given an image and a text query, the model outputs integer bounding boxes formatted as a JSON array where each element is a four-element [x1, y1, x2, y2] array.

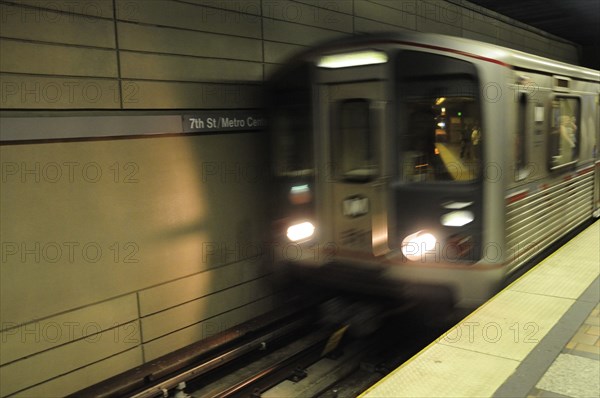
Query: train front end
[[267, 37, 506, 308]]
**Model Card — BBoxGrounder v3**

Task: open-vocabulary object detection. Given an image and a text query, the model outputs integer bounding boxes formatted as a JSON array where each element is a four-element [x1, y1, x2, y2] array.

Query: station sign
[[182, 111, 266, 133]]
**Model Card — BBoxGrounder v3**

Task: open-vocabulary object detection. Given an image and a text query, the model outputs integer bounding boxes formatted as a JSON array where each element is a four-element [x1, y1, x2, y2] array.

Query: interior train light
[[286, 222, 315, 242], [441, 210, 474, 227], [401, 231, 437, 261], [317, 50, 388, 69]]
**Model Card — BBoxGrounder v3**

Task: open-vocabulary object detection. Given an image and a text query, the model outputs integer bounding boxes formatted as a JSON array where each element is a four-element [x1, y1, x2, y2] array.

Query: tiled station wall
[[0, 0, 579, 396]]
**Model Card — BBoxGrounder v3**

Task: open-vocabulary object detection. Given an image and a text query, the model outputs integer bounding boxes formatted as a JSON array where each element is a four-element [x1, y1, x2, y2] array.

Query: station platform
[[361, 220, 600, 398]]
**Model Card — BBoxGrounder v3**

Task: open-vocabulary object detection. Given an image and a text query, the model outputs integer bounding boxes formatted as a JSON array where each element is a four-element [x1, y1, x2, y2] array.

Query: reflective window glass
[[334, 99, 377, 180], [549, 97, 580, 169], [397, 51, 482, 182]]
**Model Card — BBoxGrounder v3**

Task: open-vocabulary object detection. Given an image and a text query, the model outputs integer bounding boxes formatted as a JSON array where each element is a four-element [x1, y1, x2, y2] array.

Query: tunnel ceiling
[[468, 0, 599, 46]]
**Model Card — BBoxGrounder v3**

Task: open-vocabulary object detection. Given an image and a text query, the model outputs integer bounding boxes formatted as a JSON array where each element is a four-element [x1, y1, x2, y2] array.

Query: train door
[[317, 80, 390, 258]]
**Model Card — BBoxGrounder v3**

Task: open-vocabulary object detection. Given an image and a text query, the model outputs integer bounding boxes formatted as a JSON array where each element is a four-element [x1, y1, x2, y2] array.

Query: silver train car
[[267, 32, 600, 308]]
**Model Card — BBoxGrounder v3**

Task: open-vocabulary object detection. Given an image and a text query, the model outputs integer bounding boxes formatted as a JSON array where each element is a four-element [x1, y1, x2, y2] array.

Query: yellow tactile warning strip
[[361, 221, 600, 398]]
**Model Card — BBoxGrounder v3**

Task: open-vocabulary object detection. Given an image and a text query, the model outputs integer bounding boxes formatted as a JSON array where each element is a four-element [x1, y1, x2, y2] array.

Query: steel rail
[[129, 316, 312, 398]]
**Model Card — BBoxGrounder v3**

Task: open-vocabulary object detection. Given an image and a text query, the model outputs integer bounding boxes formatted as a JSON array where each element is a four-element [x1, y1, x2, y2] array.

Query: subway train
[[266, 32, 600, 308]]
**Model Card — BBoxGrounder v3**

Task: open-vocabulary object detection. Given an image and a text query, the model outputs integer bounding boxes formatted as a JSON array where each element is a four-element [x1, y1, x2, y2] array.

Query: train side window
[[333, 99, 377, 181], [515, 93, 528, 180], [548, 97, 580, 170]]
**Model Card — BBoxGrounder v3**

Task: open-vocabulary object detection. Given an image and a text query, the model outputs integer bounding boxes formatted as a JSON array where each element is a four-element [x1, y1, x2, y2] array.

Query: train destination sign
[[182, 111, 266, 133]]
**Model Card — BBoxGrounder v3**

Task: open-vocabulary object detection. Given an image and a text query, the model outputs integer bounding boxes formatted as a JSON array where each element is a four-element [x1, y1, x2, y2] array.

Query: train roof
[[274, 32, 599, 83]]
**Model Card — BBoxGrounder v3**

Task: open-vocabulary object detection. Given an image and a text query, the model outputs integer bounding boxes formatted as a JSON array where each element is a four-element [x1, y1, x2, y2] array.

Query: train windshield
[[397, 51, 482, 182], [270, 65, 313, 177]]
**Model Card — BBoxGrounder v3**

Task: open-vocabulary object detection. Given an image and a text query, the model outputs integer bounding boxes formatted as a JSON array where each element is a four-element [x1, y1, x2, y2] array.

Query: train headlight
[[286, 222, 315, 242], [401, 231, 437, 261], [440, 210, 474, 227]]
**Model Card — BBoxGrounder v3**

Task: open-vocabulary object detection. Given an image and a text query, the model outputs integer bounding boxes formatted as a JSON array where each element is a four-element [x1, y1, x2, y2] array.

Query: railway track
[[70, 297, 325, 398], [71, 220, 592, 398], [190, 301, 450, 398], [154, 302, 450, 398], [71, 286, 475, 398]]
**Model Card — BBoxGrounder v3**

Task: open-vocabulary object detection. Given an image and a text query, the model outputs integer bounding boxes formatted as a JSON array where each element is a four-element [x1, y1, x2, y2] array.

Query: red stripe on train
[[577, 166, 595, 176], [507, 191, 528, 204], [508, 166, 595, 204]]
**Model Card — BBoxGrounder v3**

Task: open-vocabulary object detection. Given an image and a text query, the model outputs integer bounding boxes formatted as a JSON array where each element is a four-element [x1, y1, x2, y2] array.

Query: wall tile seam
[[282, 0, 355, 16], [1, 21, 266, 49], [141, 297, 277, 360], [124, 76, 265, 84], [138, 276, 273, 311], [140, 274, 276, 318], [0, 37, 115, 52], [460, 25, 499, 37], [351, 0, 354, 33], [0, 36, 117, 51], [462, 30, 547, 51], [140, 291, 283, 344], [0, 293, 138, 334], [263, 36, 331, 48], [112, 1, 123, 109], [1, 298, 280, 393], [261, 14, 352, 34], [125, 78, 265, 86], [0, 0, 115, 21], [173, 0, 262, 17], [4, 346, 141, 398], [0, 318, 141, 367], [115, 19, 264, 42], [0, 109, 238, 116], [1, 4, 579, 66], [258, 0, 267, 82], [0, 71, 265, 85], [4, 10, 573, 72], [263, 60, 298, 66], [0, 70, 121, 82], [119, 49, 266, 64], [352, 14, 417, 31], [0, 262, 273, 335], [363, 0, 425, 18], [260, 0, 265, 81], [415, 14, 464, 27], [0, 71, 119, 80], [0, 0, 274, 23], [0, 2, 282, 43], [135, 291, 146, 363], [136, 259, 272, 296], [0, 321, 142, 375]]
